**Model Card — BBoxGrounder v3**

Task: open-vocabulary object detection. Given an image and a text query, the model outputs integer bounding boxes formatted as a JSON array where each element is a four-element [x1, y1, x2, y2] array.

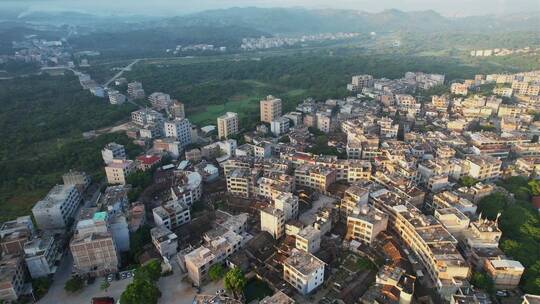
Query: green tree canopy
[[459, 176, 478, 187], [135, 259, 162, 283], [120, 278, 161, 304], [477, 192, 507, 220], [470, 271, 494, 293], [209, 264, 226, 281], [224, 267, 247, 299], [130, 225, 151, 261]]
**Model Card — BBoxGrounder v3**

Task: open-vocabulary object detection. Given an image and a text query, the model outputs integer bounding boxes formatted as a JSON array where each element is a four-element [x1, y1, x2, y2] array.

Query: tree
[[120, 279, 161, 304], [528, 179, 540, 196], [470, 271, 494, 293], [130, 225, 151, 261], [477, 193, 507, 220], [459, 176, 478, 187], [100, 280, 110, 291], [121, 260, 163, 304], [209, 264, 226, 281], [224, 267, 247, 299], [64, 276, 84, 293], [32, 277, 53, 299], [135, 259, 162, 283]]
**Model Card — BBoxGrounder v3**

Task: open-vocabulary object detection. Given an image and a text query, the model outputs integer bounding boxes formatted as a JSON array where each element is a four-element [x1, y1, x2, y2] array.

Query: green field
[[189, 81, 307, 126]]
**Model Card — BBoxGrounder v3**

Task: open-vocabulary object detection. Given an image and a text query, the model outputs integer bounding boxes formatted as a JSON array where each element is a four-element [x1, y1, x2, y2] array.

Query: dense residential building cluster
[[3, 70, 540, 304], [469, 47, 539, 57], [240, 33, 359, 50]]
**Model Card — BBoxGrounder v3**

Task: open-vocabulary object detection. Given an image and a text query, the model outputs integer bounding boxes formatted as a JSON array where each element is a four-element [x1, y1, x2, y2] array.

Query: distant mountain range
[[6, 7, 540, 35], [161, 7, 540, 34]]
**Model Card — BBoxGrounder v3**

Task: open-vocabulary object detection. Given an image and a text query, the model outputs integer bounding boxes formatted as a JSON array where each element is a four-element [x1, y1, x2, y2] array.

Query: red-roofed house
[[136, 155, 162, 171]]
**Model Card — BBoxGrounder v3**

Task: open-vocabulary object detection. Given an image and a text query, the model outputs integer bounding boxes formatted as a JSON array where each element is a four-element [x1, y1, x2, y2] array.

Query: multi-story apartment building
[[370, 190, 470, 299], [0, 216, 34, 255], [0, 255, 26, 302], [493, 87, 513, 97], [256, 174, 295, 199], [434, 208, 470, 236], [432, 191, 477, 216], [148, 92, 172, 110], [151, 226, 178, 259], [484, 258, 524, 290], [24, 234, 61, 278], [432, 95, 449, 110], [378, 117, 399, 138], [260, 95, 282, 123], [282, 152, 371, 183], [217, 112, 239, 139], [270, 117, 290, 136], [283, 249, 325, 295], [171, 171, 203, 206], [461, 216, 503, 269], [294, 164, 336, 192], [152, 199, 191, 231], [347, 75, 374, 92], [70, 211, 119, 277], [340, 185, 369, 217], [226, 168, 259, 198], [105, 159, 135, 185], [32, 185, 81, 230], [461, 155, 502, 181], [273, 192, 299, 221], [184, 225, 244, 286], [260, 206, 285, 239], [345, 206, 388, 245], [101, 142, 126, 165], [395, 94, 417, 107], [295, 226, 321, 253], [127, 81, 145, 99], [316, 112, 331, 133], [131, 108, 164, 127], [62, 170, 91, 193], [164, 118, 192, 148], [107, 90, 126, 105], [451, 83, 469, 96], [169, 100, 185, 119]]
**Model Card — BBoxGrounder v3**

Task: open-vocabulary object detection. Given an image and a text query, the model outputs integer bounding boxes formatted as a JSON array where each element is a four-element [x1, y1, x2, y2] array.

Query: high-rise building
[[217, 112, 239, 139], [260, 95, 282, 123]]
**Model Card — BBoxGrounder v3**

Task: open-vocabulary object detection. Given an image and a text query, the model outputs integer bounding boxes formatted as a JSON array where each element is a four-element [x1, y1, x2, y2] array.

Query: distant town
[[1, 52, 540, 304]]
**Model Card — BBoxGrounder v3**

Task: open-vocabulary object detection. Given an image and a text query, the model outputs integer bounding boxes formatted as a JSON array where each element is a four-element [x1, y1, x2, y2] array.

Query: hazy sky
[[2, 0, 540, 17]]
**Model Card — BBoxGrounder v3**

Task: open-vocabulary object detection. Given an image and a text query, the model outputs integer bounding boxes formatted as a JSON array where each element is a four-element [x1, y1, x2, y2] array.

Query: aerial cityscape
[[0, 1, 539, 304]]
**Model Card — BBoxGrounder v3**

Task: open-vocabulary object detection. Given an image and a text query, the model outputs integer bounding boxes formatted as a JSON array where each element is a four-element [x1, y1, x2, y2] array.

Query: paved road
[[103, 59, 140, 87], [158, 260, 224, 304], [40, 256, 224, 304], [39, 254, 132, 304]]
